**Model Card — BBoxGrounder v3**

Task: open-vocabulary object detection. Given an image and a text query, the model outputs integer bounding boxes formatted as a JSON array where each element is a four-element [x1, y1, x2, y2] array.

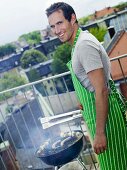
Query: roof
[[82, 8, 127, 29], [24, 59, 53, 71], [92, 7, 119, 20], [106, 29, 125, 54]]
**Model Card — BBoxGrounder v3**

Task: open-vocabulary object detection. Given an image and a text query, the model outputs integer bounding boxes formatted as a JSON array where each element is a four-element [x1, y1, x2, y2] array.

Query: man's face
[[48, 10, 75, 43]]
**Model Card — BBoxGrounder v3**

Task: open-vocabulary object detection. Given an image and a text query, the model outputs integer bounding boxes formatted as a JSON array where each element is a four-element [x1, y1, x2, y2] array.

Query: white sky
[[0, 0, 126, 45]]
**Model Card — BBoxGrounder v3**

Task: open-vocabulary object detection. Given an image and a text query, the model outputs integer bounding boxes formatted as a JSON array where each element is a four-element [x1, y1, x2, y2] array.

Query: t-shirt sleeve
[[78, 40, 103, 73]]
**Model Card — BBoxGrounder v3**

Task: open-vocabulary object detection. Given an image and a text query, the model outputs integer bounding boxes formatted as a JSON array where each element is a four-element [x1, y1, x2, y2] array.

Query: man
[[46, 2, 127, 170]]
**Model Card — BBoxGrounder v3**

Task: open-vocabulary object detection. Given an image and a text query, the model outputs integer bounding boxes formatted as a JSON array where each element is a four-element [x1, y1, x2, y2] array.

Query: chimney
[[108, 26, 115, 39]]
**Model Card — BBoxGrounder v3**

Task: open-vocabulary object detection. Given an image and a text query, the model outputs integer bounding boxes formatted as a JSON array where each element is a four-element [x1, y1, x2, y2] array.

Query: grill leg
[[76, 157, 88, 170], [55, 166, 58, 170]]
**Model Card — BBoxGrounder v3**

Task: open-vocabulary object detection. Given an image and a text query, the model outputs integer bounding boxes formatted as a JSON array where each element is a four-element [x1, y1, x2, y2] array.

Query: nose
[[54, 26, 60, 35]]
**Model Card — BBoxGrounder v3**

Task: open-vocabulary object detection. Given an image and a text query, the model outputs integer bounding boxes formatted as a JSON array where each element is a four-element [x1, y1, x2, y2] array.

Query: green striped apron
[[67, 60, 127, 170]]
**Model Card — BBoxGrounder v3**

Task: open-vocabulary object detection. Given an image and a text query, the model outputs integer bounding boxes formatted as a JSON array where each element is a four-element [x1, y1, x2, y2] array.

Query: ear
[[71, 14, 77, 25]]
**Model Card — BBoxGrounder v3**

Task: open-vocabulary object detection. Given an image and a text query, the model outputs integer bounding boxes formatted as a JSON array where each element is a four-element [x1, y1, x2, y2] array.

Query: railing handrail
[[0, 71, 70, 95], [0, 53, 127, 95], [110, 53, 127, 61]]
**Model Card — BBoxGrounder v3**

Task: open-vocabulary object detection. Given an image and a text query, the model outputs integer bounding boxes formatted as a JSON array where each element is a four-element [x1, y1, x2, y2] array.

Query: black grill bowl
[[35, 131, 83, 166]]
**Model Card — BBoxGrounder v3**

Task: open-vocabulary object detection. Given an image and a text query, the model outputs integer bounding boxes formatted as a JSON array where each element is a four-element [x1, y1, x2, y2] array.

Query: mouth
[[58, 33, 64, 39]]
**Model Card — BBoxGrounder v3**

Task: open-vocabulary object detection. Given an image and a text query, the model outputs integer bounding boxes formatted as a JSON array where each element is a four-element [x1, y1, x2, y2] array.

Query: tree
[[0, 72, 27, 92], [0, 72, 27, 101], [0, 44, 16, 58], [27, 68, 41, 82], [89, 27, 107, 42], [52, 43, 71, 74], [20, 49, 47, 69], [18, 31, 41, 47], [114, 2, 127, 11], [78, 15, 91, 25], [52, 43, 74, 92]]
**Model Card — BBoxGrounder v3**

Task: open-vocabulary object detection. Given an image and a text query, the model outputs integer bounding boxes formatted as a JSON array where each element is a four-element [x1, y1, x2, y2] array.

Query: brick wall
[[108, 32, 127, 80]]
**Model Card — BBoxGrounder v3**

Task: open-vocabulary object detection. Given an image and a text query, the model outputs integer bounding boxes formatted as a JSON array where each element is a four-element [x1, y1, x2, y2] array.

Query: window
[[50, 87, 53, 91]]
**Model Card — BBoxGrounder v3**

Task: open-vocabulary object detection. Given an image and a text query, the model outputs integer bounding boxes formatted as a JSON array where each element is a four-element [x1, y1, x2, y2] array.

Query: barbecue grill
[[36, 130, 90, 169], [36, 111, 98, 170]]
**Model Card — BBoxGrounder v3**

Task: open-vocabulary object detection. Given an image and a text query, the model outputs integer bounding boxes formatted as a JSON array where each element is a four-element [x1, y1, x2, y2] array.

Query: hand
[[93, 133, 107, 155], [78, 103, 83, 110]]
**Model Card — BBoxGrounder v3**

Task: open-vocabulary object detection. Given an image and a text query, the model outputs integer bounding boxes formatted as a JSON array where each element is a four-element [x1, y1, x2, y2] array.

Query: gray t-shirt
[[72, 30, 111, 92]]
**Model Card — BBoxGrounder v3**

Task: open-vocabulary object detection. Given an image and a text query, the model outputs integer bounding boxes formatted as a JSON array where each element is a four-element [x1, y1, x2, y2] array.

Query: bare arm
[[87, 68, 109, 154]]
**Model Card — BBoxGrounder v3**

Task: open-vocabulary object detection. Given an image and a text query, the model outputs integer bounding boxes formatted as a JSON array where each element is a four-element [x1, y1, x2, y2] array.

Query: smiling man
[[46, 2, 127, 170]]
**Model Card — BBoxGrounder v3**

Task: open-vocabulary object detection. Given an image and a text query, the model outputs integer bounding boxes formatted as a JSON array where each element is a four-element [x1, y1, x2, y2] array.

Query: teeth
[[59, 33, 64, 37]]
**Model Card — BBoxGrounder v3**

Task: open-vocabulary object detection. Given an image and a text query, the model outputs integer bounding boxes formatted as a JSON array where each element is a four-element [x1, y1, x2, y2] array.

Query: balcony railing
[[0, 54, 127, 170]]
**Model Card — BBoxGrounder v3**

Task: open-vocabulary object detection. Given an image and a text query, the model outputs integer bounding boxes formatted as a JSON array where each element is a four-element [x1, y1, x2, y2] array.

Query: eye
[[50, 25, 55, 29], [57, 21, 62, 25]]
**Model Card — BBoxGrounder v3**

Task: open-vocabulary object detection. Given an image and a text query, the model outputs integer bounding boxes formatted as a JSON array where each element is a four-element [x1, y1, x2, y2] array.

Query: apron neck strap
[[71, 28, 82, 56]]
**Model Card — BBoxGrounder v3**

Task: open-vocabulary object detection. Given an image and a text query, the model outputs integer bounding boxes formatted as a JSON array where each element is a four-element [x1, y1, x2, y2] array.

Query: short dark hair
[[46, 2, 78, 23]]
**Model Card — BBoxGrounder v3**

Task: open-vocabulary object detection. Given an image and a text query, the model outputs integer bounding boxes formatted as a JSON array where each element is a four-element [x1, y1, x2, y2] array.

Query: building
[[82, 8, 127, 36], [0, 36, 62, 73], [92, 7, 119, 20], [24, 59, 56, 96], [24, 59, 69, 96], [106, 29, 127, 98], [39, 37, 62, 59]]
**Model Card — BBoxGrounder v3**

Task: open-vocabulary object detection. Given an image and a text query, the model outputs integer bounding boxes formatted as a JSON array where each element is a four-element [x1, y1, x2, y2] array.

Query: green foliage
[[0, 72, 27, 92], [78, 16, 91, 25], [0, 44, 16, 58], [28, 68, 41, 82], [0, 72, 27, 101], [89, 27, 107, 42], [51, 42, 74, 91], [52, 43, 72, 74], [114, 2, 127, 11], [20, 49, 47, 69], [18, 31, 41, 46]]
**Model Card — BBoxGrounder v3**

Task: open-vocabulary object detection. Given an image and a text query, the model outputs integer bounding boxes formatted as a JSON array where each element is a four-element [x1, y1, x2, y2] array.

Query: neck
[[69, 24, 79, 45]]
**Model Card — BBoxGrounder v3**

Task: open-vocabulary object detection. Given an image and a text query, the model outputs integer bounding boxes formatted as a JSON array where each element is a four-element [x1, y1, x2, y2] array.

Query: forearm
[[95, 88, 108, 135], [87, 68, 109, 154]]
